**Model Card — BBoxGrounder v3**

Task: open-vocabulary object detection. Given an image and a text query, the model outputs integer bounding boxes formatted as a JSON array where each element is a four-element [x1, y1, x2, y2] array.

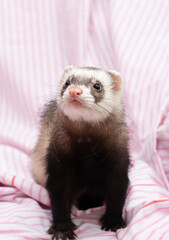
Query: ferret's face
[[57, 67, 123, 123]]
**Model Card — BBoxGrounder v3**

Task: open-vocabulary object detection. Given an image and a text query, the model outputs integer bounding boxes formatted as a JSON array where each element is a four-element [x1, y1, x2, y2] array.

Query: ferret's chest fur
[[72, 137, 109, 168], [50, 134, 113, 190]]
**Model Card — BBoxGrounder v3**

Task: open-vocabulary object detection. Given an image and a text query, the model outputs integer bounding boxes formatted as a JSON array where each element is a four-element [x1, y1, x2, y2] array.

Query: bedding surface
[[0, 0, 169, 239]]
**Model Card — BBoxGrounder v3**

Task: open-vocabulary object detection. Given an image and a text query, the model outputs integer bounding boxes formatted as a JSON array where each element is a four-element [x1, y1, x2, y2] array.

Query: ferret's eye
[[65, 80, 70, 86], [93, 83, 101, 91]]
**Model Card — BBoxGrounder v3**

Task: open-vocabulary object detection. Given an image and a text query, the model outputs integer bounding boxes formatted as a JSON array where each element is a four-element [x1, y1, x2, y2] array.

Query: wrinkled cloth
[[0, 0, 169, 239]]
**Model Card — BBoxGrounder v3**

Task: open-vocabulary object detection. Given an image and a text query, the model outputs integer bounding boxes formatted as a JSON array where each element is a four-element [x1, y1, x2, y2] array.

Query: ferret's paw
[[100, 214, 125, 232], [47, 223, 77, 240]]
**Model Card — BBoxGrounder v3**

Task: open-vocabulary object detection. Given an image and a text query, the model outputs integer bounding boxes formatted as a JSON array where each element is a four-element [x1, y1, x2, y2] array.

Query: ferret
[[31, 66, 130, 240]]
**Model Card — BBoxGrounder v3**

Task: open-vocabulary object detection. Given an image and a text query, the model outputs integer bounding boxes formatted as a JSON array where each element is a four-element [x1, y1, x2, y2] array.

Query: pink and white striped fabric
[[0, 0, 169, 239]]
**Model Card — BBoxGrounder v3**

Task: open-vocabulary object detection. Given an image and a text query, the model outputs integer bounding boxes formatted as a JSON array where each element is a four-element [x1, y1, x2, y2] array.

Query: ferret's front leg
[[45, 145, 76, 240], [101, 149, 129, 232], [46, 173, 76, 240], [100, 189, 126, 232]]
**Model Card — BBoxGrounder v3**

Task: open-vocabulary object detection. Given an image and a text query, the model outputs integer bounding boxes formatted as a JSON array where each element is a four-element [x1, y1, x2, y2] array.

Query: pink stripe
[[11, 176, 16, 186], [20, 0, 34, 123], [158, 130, 169, 133], [0, 188, 7, 196], [2, 172, 7, 184], [98, 1, 116, 67], [75, 226, 93, 233], [80, 232, 116, 239], [147, 221, 169, 240], [19, 179, 25, 191], [0, 221, 48, 228], [158, 147, 169, 150], [160, 156, 169, 159], [158, 139, 169, 142], [121, 206, 169, 240], [131, 214, 169, 240], [129, 208, 135, 222], [127, 184, 157, 196], [7, 215, 49, 220], [160, 229, 169, 240], [38, 186, 43, 202], [91, 1, 112, 68], [39, 0, 53, 100], [19, 152, 28, 178], [0, 230, 31, 234], [29, 182, 34, 197], [152, 133, 169, 189], [18, 236, 50, 240], [72, 216, 99, 221]]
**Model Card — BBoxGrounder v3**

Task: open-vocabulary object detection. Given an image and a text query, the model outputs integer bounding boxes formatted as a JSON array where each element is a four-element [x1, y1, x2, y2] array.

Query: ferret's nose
[[69, 86, 83, 97]]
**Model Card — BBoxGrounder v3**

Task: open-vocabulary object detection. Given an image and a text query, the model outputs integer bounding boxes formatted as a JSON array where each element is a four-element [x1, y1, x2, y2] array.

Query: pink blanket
[[0, 0, 169, 239]]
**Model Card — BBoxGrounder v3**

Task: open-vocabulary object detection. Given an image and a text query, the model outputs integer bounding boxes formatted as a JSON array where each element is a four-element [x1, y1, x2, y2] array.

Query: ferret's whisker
[[90, 105, 110, 135]]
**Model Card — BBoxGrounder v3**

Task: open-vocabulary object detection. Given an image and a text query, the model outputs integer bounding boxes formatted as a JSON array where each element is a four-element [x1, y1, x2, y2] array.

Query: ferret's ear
[[63, 65, 74, 74], [64, 65, 74, 70], [61, 65, 74, 80], [109, 70, 123, 92]]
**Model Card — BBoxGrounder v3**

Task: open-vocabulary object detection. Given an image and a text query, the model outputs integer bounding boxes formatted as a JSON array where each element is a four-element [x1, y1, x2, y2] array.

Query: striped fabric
[[0, 0, 169, 239]]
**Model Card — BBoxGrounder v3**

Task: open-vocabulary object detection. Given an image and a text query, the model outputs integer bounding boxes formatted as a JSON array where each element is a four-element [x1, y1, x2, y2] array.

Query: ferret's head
[[57, 66, 123, 123]]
